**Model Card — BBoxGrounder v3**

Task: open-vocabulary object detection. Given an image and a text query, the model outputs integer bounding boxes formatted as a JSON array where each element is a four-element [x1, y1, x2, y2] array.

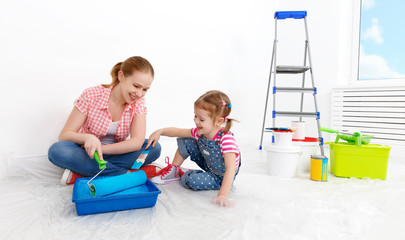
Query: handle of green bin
[[353, 132, 362, 147], [319, 127, 339, 134], [94, 151, 107, 170], [319, 127, 341, 143]]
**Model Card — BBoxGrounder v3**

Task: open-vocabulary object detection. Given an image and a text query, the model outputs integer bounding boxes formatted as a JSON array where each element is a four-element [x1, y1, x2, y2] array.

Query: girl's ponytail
[[223, 117, 235, 133]]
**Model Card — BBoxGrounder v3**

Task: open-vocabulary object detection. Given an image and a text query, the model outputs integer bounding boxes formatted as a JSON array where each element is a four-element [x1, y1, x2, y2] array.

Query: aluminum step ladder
[[259, 11, 325, 156]]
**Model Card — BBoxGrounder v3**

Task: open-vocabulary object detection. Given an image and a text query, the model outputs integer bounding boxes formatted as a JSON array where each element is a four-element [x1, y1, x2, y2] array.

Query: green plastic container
[[329, 142, 391, 180]]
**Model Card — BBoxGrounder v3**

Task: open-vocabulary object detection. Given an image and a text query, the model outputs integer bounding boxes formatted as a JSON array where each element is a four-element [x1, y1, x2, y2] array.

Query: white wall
[[0, 0, 352, 157]]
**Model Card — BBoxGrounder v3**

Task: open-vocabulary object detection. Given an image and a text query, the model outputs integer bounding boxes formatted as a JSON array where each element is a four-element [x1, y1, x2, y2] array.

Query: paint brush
[[265, 127, 298, 131], [131, 150, 149, 170]]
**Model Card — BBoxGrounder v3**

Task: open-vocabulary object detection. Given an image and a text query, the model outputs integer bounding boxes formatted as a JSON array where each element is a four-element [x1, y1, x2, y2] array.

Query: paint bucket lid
[[311, 154, 327, 159], [274, 130, 293, 133], [292, 137, 318, 142], [265, 145, 301, 153]]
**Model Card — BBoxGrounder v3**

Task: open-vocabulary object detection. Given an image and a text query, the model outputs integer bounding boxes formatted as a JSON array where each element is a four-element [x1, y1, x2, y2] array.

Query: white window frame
[[348, 0, 405, 87]]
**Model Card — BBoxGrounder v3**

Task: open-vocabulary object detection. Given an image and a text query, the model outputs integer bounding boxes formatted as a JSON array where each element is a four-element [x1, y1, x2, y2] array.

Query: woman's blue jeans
[[48, 140, 161, 176]]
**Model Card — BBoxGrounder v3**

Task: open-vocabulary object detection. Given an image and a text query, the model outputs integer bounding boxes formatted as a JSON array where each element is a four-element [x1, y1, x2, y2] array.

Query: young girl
[[146, 90, 241, 207], [48, 56, 162, 185]]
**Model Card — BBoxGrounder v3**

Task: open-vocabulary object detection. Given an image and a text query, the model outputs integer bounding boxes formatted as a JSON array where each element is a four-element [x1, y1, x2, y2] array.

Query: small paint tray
[[72, 177, 161, 216]]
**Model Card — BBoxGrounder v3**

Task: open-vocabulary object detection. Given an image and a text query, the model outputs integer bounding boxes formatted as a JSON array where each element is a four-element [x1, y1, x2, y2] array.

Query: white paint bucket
[[291, 121, 305, 140], [273, 130, 294, 147], [292, 137, 320, 173], [265, 145, 302, 178]]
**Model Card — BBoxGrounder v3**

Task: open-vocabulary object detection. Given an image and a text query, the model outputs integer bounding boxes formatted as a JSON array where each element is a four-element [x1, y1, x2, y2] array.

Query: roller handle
[[94, 151, 107, 170], [320, 127, 360, 136], [319, 127, 339, 134]]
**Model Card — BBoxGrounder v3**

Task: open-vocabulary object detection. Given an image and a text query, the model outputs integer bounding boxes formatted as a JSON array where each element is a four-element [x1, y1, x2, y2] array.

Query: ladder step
[[276, 65, 310, 74], [274, 11, 307, 20], [274, 111, 320, 118], [275, 87, 316, 93]]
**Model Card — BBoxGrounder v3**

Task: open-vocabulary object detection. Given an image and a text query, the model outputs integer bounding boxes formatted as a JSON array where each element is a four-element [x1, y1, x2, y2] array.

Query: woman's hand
[[146, 129, 163, 149], [83, 134, 103, 159], [213, 195, 233, 208]]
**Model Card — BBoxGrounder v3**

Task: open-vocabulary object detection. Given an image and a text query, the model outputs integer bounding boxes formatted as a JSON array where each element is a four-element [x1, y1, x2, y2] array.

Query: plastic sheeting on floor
[[1, 140, 405, 240]]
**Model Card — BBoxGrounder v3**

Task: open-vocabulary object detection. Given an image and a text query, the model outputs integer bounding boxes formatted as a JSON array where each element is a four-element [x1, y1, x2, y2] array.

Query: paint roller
[[87, 171, 148, 197], [87, 151, 148, 197], [319, 127, 373, 146]]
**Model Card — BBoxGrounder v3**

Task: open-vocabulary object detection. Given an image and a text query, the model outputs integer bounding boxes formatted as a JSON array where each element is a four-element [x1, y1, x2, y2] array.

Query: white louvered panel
[[335, 101, 404, 107], [336, 116, 405, 124], [333, 111, 405, 118], [331, 86, 405, 148], [331, 120, 404, 130], [333, 106, 405, 113], [335, 90, 405, 97], [341, 96, 405, 102]]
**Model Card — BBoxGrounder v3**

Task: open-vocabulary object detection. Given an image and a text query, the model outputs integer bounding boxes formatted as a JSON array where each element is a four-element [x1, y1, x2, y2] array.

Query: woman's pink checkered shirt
[[74, 85, 147, 142]]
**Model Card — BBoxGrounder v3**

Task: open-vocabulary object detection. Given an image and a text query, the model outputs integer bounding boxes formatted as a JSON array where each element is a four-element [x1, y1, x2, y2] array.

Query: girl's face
[[118, 71, 153, 104], [194, 107, 223, 139]]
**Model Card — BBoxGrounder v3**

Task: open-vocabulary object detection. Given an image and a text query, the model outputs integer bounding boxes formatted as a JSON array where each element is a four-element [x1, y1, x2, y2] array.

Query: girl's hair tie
[[225, 116, 229, 121], [222, 101, 231, 108]]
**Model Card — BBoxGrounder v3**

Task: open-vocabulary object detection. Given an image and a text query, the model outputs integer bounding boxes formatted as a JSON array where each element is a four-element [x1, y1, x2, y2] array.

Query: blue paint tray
[[72, 177, 161, 216]]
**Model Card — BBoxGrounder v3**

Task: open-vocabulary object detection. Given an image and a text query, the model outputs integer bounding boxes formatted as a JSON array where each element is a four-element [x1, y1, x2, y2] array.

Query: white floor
[[1, 138, 404, 240]]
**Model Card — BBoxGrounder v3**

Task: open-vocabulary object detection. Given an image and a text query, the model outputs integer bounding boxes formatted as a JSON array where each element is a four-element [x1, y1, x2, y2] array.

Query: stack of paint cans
[[266, 130, 302, 178]]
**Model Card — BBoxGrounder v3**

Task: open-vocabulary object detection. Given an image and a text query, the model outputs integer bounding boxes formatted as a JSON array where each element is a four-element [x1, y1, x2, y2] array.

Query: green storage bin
[[329, 142, 391, 180]]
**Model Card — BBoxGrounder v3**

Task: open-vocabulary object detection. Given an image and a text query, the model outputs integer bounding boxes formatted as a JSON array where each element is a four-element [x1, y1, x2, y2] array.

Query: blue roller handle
[[274, 11, 307, 19]]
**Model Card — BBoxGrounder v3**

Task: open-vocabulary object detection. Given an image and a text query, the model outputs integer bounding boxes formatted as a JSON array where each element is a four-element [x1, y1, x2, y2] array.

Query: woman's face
[[118, 71, 153, 104]]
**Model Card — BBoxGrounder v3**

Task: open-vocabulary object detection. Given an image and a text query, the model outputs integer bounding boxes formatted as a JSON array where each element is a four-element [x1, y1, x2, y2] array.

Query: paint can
[[310, 155, 328, 182], [273, 130, 294, 147], [292, 137, 320, 173], [291, 121, 305, 140], [265, 145, 301, 178]]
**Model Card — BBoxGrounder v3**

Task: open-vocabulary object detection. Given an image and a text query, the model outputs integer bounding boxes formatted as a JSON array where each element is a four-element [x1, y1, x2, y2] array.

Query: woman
[[48, 56, 161, 185]]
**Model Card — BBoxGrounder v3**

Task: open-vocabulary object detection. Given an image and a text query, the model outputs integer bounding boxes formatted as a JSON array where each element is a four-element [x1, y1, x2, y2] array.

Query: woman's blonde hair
[[102, 56, 154, 88], [194, 90, 236, 133]]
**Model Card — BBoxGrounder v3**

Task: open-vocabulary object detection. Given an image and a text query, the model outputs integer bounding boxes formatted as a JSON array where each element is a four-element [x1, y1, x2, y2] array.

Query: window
[[358, 0, 405, 81]]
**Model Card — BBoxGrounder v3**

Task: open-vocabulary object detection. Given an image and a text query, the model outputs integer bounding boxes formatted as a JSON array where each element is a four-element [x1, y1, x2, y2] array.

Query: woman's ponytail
[[103, 62, 123, 88], [102, 56, 154, 88]]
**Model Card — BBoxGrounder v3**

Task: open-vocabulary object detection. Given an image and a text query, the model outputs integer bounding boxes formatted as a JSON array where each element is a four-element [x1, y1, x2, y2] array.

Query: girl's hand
[[83, 134, 103, 159], [146, 129, 163, 149], [213, 195, 233, 208]]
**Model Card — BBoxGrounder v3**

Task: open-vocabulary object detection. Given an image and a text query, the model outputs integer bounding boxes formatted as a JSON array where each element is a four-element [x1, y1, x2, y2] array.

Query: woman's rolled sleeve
[[133, 97, 147, 116], [74, 90, 90, 116]]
